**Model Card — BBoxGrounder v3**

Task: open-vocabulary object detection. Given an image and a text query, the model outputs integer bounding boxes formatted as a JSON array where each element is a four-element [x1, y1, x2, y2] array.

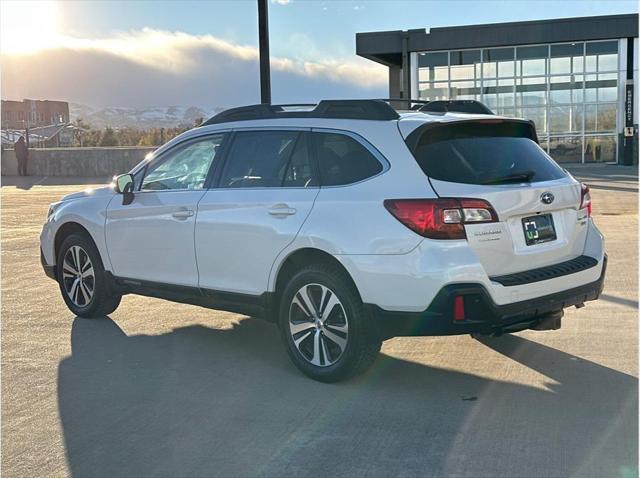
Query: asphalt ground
[[1, 166, 638, 478]]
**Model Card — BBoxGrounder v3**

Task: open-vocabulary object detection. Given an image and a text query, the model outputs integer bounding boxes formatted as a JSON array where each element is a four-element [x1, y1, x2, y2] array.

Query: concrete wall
[[1, 147, 156, 177]]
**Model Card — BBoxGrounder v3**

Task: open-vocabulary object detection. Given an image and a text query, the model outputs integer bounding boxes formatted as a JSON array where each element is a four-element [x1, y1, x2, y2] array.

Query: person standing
[[14, 136, 29, 176]]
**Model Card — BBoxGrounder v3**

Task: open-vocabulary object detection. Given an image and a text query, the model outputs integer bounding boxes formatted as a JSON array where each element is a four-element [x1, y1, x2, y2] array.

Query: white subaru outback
[[40, 100, 606, 382]]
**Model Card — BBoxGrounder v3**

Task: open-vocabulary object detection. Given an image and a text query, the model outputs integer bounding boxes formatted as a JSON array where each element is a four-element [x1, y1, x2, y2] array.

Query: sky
[[1, 0, 638, 110]]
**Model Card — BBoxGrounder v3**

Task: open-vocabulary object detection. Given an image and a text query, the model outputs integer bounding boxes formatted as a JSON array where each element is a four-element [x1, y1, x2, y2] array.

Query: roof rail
[[202, 99, 400, 125], [419, 100, 494, 115]]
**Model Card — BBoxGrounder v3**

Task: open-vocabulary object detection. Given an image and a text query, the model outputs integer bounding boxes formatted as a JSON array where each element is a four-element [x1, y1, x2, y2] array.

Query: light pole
[[257, 0, 271, 104]]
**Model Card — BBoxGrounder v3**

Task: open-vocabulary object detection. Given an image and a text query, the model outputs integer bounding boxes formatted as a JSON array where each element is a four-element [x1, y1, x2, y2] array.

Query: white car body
[[41, 106, 606, 341]]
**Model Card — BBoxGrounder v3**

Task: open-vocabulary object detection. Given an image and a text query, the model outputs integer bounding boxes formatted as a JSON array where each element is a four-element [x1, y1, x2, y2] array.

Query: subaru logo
[[540, 192, 554, 205]]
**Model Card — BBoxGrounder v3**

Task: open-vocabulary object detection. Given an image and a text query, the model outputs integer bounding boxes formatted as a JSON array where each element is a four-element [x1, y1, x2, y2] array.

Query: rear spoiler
[[404, 118, 539, 153]]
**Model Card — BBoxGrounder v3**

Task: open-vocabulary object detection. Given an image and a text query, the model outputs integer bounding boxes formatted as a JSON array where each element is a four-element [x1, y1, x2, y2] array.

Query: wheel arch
[[54, 221, 102, 266], [271, 247, 363, 306]]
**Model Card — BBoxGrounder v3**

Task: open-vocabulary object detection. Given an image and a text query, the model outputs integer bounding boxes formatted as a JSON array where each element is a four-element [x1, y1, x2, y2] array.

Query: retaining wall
[[1, 147, 156, 177]]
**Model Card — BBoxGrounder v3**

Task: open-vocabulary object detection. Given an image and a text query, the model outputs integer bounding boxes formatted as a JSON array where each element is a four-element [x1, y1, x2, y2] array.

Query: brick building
[[1, 99, 70, 129]]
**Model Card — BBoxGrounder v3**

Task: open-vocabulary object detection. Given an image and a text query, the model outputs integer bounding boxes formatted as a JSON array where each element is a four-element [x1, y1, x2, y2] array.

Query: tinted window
[[314, 132, 383, 186], [141, 134, 225, 191], [408, 122, 566, 185], [220, 131, 316, 188]]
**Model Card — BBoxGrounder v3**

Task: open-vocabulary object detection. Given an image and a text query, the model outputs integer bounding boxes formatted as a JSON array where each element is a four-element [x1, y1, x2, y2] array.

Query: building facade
[[1, 99, 70, 130], [357, 14, 638, 164]]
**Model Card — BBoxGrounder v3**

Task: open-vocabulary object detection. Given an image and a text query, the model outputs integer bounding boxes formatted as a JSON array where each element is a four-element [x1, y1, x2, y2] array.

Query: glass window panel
[[549, 106, 571, 133], [599, 86, 617, 102], [571, 105, 583, 133], [498, 78, 514, 87], [483, 94, 497, 109], [598, 72, 617, 80], [483, 78, 497, 87], [597, 103, 617, 132], [550, 43, 583, 57], [498, 61, 515, 77], [482, 62, 497, 78], [496, 107, 516, 118], [549, 136, 583, 163], [450, 65, 475, 80], [584, 75, 597, 102], [485, 47, 514, 62], [549, 88, 571, 104], [573, 56, 584, 73], [585, 55, 597, 72], [585, 104, 597, 131], [598, 54, 618, 71], [585, 41, 618, 55], [516, 80, 546, 106], [521, 59, 546, 76], [584, 136, 616, 162], [450, 50, 480, 66], [539, 136, 549, 154], [520, 107, 546, 133], [418, 52, 448, 67], [550, 57, 571, 75], [517, 45, 548, 60]]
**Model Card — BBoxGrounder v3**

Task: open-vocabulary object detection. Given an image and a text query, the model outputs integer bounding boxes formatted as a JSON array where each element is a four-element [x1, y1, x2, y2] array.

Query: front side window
[[314, 132, 383, 186], [141, 134, 225, 191], [219, 130, 316, 188]]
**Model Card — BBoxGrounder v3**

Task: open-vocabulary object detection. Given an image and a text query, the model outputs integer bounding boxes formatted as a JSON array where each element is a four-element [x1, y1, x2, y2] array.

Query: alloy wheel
[[288, 283, 349, 367], [62, 245, 95, 307]]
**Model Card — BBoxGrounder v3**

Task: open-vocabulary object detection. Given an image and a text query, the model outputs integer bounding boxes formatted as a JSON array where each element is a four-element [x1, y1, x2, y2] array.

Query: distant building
[[1, 99, 70, 129], [357, 14, 638, 164]]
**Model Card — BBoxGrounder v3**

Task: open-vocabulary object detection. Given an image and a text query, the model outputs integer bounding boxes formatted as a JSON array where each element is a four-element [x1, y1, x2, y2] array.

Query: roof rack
[[203, 99, 400, 125], [418, 100, 494, 115]]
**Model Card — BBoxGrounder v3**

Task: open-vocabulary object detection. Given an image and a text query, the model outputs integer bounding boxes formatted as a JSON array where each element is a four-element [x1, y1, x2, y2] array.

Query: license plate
[[522, 214, 556, 245]]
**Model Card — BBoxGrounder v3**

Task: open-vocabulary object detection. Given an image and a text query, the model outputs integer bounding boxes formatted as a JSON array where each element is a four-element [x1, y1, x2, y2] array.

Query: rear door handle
[[172, 209, 194, 220], [268, 204, 297, 217]]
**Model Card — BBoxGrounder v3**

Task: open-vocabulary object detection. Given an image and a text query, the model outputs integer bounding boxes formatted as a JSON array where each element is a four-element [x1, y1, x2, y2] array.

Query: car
[[40, 99, 606, 382]]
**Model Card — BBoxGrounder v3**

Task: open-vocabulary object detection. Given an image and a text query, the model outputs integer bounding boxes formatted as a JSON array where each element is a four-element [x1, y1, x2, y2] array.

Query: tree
[[99, 127, 119, 147]]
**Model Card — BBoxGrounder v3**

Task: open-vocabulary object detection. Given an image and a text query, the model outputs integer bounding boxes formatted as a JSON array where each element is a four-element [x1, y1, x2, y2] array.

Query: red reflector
[[453, 296, 465, 321], [580, 183, 592, 217]]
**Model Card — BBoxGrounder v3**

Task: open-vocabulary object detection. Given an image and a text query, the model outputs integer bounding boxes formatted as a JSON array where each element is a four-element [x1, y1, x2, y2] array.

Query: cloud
[[271, 0, 292, 4], [1, 28, 386, 109]]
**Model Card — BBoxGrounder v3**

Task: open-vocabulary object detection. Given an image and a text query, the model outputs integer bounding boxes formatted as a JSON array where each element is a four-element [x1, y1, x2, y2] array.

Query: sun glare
[[0, 0, 60, 54]]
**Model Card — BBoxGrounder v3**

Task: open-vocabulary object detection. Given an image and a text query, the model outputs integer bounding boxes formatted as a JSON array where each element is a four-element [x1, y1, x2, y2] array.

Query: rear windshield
[[408, 121, 566, 185]]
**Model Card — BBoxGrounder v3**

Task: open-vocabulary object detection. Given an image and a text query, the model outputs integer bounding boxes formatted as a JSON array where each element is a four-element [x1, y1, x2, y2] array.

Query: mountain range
[[70, 103, 224, 129]]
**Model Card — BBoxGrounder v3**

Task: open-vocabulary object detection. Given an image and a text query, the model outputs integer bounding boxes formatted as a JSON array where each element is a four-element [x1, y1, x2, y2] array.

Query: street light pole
[[257, 0, 271, 104]]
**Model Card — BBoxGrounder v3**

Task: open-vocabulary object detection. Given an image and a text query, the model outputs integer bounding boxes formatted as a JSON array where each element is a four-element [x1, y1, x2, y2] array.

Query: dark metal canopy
[[356, 14, 639, 67]]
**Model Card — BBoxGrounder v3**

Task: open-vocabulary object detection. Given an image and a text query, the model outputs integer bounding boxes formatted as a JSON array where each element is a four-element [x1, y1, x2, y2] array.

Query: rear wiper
[[481, 170, 536, 185]]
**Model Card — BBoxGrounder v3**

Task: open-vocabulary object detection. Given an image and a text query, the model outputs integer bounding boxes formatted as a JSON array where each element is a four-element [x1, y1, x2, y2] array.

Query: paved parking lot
[[1, 167, 638, 478]]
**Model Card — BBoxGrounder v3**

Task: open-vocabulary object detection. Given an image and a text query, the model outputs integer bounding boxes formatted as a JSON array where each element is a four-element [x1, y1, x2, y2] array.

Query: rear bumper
[[367, 254, 606, 339]]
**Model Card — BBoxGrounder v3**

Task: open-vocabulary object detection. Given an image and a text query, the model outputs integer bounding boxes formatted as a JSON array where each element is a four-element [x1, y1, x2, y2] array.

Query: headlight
[[47, 202, 62, 221]]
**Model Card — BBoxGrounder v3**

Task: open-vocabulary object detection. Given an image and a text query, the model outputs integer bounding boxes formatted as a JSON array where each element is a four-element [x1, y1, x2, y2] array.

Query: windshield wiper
[[481, 170, 536, 185]]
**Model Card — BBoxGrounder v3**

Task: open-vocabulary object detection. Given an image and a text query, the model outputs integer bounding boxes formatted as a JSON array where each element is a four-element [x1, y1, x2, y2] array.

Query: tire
[[56, 233, 122, 318], [279, 263, 381, 382]]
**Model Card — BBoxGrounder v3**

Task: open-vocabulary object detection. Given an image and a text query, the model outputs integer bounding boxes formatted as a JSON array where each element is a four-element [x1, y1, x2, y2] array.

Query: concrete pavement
[[1, 167, 637, 477]]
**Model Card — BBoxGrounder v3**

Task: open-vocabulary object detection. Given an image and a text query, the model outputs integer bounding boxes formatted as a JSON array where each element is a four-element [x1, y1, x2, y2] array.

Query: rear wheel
[[57, 233, 121, 318], [279, 263, 380, 382]]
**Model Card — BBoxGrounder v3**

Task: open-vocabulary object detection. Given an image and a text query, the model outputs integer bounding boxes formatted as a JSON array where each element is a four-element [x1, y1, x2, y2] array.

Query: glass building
[[356, 14, 638, 164]]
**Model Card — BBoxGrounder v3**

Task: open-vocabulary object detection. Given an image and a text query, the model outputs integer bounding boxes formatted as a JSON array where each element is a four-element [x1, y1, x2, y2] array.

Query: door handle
[[172, 209, 194, 220], [268, 204, 297, 217]]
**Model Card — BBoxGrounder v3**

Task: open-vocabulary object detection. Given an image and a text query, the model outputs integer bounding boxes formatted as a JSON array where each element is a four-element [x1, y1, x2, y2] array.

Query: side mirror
[[113, 174, 134, 205]]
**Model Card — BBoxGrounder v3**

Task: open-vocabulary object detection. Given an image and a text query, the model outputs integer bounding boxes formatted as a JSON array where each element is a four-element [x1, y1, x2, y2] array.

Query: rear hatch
[[404, 118, 588, 277]]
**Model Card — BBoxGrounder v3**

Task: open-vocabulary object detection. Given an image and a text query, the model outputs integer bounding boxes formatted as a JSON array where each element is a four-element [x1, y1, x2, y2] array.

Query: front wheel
[[57, 233, 122, 318], [279, 263, 381, 382]]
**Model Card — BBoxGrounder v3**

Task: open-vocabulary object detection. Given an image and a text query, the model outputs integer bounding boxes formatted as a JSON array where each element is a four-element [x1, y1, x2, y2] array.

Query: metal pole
[[257, 0, 271, 104]]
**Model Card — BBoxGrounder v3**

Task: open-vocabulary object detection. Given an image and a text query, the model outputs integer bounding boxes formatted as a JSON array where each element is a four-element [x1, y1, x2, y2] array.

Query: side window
[[220, 131, 316, 188], [314, 132, 383, 186], [141, 134, 225, 191]]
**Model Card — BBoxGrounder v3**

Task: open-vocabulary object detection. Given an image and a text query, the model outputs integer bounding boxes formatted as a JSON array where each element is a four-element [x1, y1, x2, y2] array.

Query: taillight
[[383, 198, 498, 240], [580, 184, 592, 217]]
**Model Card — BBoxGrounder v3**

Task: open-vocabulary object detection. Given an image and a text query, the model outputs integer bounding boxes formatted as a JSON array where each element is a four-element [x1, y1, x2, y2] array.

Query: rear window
[[408, 121, 566, 185]]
